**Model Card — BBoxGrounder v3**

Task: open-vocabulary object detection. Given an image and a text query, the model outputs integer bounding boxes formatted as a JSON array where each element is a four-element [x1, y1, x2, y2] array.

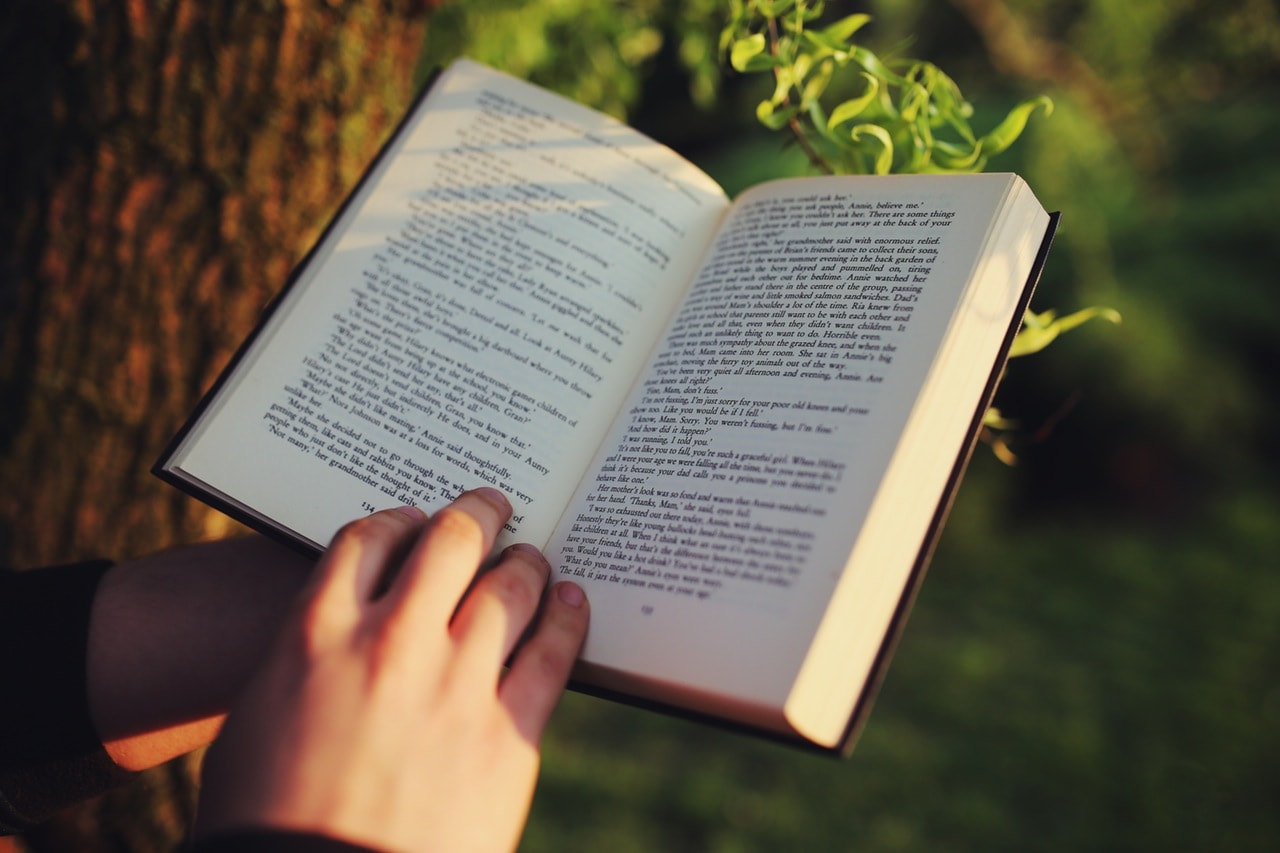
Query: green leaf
[[806, 98, 834, 141], [791, 52, 814, 86], [1009, 306, 1122, 358], [800, 57, 834, 106], [802, 17, 866, 56], [799, 30, 851, 64], [934, 104, 978, 145], [978, 95, 1053, 157], [983, 406, 1017, 430], [768, 66, 790, 103], [848, 45, 908, 86], [931, 138, 985, 171], [760, 0, 796, 17], [729, 32, 770, 72], [926, 67, 969, 119], [899, 127, 933, 173], [898, 80, 930, 123], [820, 13, 871, 43], [757, 100, 800, 130], [826, 73, 879, 128], [850, 123, 894, 174]]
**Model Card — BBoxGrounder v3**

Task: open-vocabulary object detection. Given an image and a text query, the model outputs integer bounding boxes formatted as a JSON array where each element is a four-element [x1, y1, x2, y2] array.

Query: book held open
[[156, 59, 1057, 753]]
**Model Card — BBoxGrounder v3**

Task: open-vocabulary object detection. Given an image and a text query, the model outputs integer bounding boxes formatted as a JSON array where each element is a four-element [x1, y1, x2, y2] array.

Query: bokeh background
[[2, 1, 1277, 850]]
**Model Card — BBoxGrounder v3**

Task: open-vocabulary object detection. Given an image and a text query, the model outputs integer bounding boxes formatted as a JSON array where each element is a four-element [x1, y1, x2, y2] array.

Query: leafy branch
[[722, 0, 1052, 175], [721, 0, 1120, 461]]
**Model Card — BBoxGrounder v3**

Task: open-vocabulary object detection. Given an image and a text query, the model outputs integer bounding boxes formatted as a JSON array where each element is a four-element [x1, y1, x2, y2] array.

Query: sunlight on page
[[167, 60, 728, 550]]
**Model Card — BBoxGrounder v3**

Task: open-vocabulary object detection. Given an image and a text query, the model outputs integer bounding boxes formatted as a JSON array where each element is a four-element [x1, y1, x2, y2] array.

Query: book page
[[167, 60, 728, 550], [545, 174, 1020, 720]]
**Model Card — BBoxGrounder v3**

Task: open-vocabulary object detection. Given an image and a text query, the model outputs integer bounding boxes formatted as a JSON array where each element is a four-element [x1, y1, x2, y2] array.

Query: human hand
[[193, 488, 589, 852]]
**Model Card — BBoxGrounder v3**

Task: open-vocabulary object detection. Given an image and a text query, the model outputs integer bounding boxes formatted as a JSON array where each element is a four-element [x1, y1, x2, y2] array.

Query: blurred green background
[[419, 1, 1280, 850], [4, 1, 1277, 850]]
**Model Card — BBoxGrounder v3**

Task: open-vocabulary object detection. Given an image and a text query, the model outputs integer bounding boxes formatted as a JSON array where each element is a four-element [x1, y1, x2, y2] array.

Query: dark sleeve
[[191, 830, 383, 852], [0, 560, 137, 835]]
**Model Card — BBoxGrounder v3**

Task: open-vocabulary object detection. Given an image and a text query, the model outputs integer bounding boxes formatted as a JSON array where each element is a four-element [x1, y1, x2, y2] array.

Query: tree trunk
[[1, 1, 432, 848]]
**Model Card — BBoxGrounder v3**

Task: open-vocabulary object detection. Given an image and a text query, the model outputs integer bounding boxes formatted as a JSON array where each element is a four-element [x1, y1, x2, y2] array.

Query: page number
[[641, 604, 654, 615]]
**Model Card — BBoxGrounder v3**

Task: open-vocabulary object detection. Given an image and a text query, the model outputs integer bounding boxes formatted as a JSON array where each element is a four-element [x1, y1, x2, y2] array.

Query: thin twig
[[766, 14, 834, 175]]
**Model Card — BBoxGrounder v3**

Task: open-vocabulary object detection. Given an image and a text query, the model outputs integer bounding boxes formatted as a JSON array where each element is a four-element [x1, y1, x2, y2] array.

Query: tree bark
[[1, 1, 432, 848]]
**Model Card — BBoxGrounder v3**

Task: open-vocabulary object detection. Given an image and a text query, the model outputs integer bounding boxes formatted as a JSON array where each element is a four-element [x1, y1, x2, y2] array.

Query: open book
[[155, 59, 1056, 753]]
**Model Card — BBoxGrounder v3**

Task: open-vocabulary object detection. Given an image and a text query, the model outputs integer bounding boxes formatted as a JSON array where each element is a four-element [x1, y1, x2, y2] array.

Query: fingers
[[381, 488, 512, 628], [307, 487, 588, 748], [378, 487, 588, 742], [499, 581, 589, 743], [449, 543, 552, 675], [305, 506, 429, 630]]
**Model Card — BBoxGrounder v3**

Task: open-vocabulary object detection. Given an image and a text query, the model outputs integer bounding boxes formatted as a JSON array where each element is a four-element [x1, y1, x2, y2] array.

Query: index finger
[[378, 488, 513, 629]]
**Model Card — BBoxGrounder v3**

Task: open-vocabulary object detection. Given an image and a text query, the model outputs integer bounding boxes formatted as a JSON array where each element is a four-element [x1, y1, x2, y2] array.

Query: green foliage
[[417, 0, 727, 116], [720, 1, 1112, 462], [1008, 305, 1121, 359], [721, 0, 1052, 175], [981, 306, 1121, 464]]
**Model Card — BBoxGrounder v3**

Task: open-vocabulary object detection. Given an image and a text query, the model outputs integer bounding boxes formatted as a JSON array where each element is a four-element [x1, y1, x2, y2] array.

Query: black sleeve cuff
[[0, 560, 137, 835]]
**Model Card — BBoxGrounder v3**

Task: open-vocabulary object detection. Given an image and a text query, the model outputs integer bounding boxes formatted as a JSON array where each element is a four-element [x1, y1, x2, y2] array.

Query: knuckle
[[482, 564, 540, 612], [429, 507, 484, 547], [523, 637, 573, 683], [543, 597, 589, 649], [362, 611, 414, 675], [330, 513, 398, 550], [291, 599, 340, 661]]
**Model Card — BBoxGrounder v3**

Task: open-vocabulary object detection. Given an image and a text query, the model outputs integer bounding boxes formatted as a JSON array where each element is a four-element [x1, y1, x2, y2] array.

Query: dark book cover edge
[[830, 210, 1062, 756], [560, 213, 1061, 757]]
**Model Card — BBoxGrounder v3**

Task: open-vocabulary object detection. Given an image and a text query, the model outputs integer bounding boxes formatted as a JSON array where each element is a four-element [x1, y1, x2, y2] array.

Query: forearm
[[87, 536, 312, 771]]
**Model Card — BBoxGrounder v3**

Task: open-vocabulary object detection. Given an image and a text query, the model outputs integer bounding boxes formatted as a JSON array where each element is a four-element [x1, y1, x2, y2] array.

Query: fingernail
[[472, 487, 511, 513], [394, 505, 427, 522], [507, 542, 549, 566], [556, 582, 586, 608]]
